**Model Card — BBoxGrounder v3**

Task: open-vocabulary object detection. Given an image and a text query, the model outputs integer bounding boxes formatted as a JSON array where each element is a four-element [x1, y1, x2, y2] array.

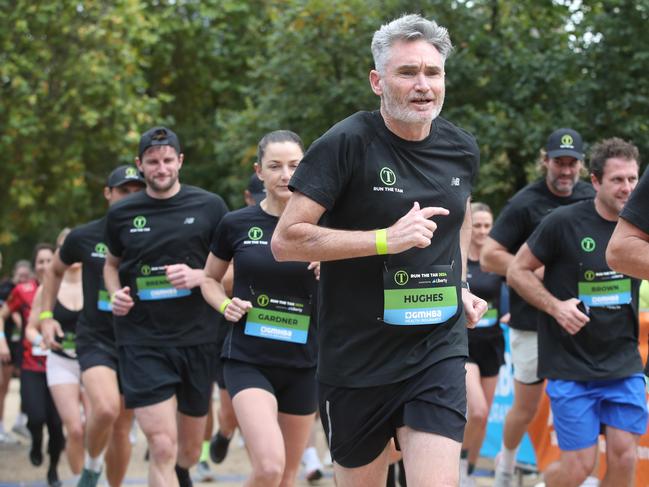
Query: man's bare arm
[[459, 197, 472, 281], [104, 251, 134, 316], [508, 244, 588, 335], [607, 218, 649, 279], [272, 192, 448, 262], [40, 251, 69, 348]]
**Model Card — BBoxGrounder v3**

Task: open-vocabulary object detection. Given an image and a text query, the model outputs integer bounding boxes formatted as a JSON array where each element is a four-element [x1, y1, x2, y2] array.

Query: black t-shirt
[[490, 179, 595, 331], [620, 166, 649, 234], [211, 205, 317, 368], [527, 199, 642, 380], [59, 217, 115, 347], [467, 259, 503, 340], [104, 185, 229, 347], [289, 111, 479, 387]]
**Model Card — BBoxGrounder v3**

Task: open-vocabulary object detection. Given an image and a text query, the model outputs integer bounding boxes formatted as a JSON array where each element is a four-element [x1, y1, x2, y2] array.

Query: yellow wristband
[[39, 311, 53, 321], [375, 229, 388, 255], [219, 298, 232, 314]]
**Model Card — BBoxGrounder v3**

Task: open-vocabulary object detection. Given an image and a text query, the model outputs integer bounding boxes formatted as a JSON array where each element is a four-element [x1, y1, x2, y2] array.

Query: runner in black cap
[[482, 128, 595, 487], [39, 165, 145, 487], [103, 126, 228, 487], [273, 14, 487, 486], [202, 130, 319, 487]]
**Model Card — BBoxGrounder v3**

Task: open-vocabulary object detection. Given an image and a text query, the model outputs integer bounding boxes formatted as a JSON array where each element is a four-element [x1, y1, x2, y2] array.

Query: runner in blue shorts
[[508, 137, 647, 487]]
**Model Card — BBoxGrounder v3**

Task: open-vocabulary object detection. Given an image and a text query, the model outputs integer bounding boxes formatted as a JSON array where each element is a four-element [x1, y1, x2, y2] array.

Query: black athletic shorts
[[77, 340, 119, 372], [214, 356, 226, 390], [77, 341, 122, 393], [118, 343, 218, 417], [467, 333, 505, 377], [224, 359, 317, 415], [319, 356, 467, 468]]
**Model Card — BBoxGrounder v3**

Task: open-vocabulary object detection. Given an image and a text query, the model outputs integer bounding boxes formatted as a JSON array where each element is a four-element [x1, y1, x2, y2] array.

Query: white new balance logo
[[184, 217, 195, 224], [451, 177, 460, 186]]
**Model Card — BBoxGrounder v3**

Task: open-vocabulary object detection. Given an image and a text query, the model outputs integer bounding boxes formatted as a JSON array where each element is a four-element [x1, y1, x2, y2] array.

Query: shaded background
[[1, 0, 647, 265]]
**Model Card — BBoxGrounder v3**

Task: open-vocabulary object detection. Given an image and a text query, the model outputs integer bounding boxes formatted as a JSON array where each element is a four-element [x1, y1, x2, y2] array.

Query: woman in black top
[[26, 229, 84, 486], [460, 203, 506, 485], [202, 131, 319, 487]]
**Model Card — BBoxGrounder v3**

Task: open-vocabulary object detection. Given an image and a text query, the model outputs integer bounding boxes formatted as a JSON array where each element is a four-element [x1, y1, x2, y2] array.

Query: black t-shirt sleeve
[[620, 167, 649, 234], [490, 201, 528, 251], [289, 131, 359, 211], [210, 215, 234, 262], [58, 227, 83, 266], [104, 208, 123, 258], [526, 212, 561, 265]]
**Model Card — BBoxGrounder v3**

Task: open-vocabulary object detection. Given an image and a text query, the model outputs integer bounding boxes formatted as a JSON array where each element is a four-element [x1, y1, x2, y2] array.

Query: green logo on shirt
[[140, 264, 152, 276], [394, 270, 409, 286], [380, 167, 397, 186], [581, 237, 596, 252], [248, 227, 263, 241], [257, 294, 270, 307], [584, 270, 596, 281], [94, 243, 107, 255], [133, 216, 147, 229]]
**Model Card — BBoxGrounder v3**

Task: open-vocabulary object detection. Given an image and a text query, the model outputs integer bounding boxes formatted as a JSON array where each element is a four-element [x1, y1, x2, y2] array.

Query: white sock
[[579, 476, 599, 487], [85, 453, 104, 473], [302, 446, 322, 471], [15, 413, 27, 427], [499, 442, 518, 473], [0, 420, 5, 433]]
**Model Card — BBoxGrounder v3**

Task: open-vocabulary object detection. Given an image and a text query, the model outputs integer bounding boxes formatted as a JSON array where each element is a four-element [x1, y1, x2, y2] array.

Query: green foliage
[[1, 0, 648, 267]]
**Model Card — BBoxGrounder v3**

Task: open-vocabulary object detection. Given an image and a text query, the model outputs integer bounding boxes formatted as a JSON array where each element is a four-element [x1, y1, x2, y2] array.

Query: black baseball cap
[[247, 174, 266, 204], [138, 126, 181, 159], [106, 165, 145, 188], [546, 128, 584, 160]]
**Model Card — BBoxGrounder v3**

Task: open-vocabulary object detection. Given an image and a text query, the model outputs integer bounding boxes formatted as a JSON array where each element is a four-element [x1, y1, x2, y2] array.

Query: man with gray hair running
[[272, 13, 485, 486]]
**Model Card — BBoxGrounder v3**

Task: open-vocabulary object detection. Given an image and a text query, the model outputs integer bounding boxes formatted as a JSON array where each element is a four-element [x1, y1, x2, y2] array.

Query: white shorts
[[509, 328, 540, 384], [46, 352, 81, 386]]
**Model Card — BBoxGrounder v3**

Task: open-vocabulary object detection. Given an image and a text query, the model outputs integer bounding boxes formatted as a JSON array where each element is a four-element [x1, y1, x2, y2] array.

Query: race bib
[[97, 289, 112, 311], [383, 265, 459, 326], [56, 331, 77, 359], [476, 306, 498, 328], [136, 265, 191, 301], [244, 292, 311, 344], [578, 267, 631, 308]]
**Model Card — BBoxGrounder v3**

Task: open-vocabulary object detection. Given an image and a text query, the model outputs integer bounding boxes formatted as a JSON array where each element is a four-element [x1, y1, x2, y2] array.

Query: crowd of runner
[[2, 12, 649, 487]]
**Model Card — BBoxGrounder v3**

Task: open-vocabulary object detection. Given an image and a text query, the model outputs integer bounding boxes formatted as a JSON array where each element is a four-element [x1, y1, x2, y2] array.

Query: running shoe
[[29, 444, 43, 466], [194, 460, 216, 482], [0, 431, 19, 445], [493, 469, 515, 487], [11, 422, 31, 439], [77, 468, 101, 487], [209, 431, 232, 464], [47, 466, 62, 487]]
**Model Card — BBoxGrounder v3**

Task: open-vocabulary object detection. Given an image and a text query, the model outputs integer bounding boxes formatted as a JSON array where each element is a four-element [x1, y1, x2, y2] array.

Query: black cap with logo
[[106, 165, 146, 188], [138, 126, 181, 159], [247, 174, 266, 204], [546, 128, 584, 160]]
